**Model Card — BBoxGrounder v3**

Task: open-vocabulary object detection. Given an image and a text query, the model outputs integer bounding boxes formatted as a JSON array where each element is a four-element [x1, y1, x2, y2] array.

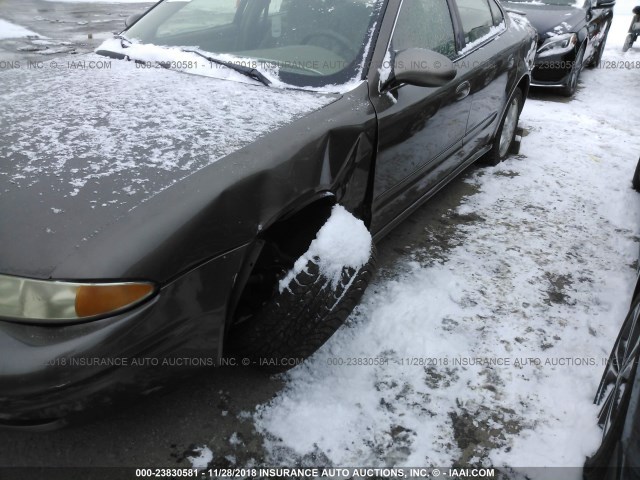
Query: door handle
[[455, 81, 471, 101]]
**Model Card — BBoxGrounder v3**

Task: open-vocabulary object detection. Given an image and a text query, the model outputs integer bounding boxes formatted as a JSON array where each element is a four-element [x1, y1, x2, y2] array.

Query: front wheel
[[228, 245, 376, 373], [623, 33, 637, 52], [482, 89, 523, 166], [560, 43, 585, 97], [587, 23, 610, 69], [583, 293, 640, 477]]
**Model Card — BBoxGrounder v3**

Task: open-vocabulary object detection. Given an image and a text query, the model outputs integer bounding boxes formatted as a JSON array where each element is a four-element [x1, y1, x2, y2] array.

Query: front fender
[[51, 83, 377, 285]]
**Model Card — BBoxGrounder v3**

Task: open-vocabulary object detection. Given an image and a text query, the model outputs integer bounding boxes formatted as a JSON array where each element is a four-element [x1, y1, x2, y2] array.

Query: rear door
[[455, 0, 515, 150]]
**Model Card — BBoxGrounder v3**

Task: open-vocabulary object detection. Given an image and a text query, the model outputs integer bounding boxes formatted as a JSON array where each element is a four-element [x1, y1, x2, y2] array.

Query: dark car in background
[[0, 0, 536, 427], [584, 162, 640, 479], [504, 0, 615, 96], [584, 271, 640, 479]]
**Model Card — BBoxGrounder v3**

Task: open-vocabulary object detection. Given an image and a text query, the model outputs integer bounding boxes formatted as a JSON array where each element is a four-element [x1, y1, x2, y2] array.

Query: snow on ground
[[187, 446, 213, 469], [253, 0, 640, 474], [0, 19, 41, 40]]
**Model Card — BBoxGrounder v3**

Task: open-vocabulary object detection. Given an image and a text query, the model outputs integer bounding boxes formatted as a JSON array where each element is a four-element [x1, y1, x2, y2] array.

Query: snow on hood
[[0, 54, 334, 206], [503, 2, 586, 39], [279, 205, 372, 291], [97, 38, 276, 87], [507, 10, 536, 33]]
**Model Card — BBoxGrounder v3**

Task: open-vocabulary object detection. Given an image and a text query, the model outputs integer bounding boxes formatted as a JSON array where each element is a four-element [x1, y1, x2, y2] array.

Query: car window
[[456, 0, 495, 44], [156, 0, 287, 37], [124, 0, 382, 87], [488, 0, 504, 26], [157, 0, 238, 37], [392, 0, 457, 60]]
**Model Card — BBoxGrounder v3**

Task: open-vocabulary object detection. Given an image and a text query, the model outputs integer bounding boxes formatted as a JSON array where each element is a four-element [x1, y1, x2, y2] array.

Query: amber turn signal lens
[[75, 283, 154, 318]]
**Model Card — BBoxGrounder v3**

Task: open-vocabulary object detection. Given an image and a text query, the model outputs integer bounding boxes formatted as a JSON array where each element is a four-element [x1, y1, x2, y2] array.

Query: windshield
[[122, 0, 384, 88]]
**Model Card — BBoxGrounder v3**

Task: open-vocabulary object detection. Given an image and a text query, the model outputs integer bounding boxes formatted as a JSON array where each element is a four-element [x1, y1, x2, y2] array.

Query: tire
[[587, 24, 610, 69], [228, 246, 377, 373], [623, 33, 636, 53], [583, 294, 640, 477], [633, 157, 640, 192], [482, 88, 523, 167], [560, 42, 585, 97]]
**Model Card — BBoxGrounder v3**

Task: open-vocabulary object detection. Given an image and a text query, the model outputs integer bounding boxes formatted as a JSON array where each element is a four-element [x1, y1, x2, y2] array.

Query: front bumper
[[0, 244, 248, 428], [530, 46, 579, 87]]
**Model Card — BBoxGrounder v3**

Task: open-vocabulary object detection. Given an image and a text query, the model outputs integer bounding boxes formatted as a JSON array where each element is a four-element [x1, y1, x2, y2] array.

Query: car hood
[[504, 2, 586, 39], [0, 54, 336, 280]]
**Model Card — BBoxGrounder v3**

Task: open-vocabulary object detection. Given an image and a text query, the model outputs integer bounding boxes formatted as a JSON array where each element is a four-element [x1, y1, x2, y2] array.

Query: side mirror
[[595, 0, 615, 7], [125, 13, 143, 28], [391, 48, 457, 88]]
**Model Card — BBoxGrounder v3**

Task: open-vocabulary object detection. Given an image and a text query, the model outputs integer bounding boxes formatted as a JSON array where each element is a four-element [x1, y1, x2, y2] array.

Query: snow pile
[[255, 3, 640, 474], [279, 205, 372, 290], [0, 19, 41, 40], [187, 446, 213, 469]]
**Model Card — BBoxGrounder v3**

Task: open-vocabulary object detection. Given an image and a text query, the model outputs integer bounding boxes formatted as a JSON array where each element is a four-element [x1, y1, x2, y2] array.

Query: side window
[[392, 0, 457, 60], [488, 0, 504, 26], [456, 0, 495, 44]]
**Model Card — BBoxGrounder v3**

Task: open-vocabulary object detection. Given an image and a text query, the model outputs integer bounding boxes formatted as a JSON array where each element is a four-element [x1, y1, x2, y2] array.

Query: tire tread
[[228, 248, 377, 372]]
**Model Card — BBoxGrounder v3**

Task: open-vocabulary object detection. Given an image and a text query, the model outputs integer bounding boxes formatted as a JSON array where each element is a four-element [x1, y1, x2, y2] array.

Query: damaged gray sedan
[[0, 0, 536, 427]]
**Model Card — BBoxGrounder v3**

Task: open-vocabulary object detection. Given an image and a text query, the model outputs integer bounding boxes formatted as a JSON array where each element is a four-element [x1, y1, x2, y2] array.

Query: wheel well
[[492, 78, 528, 144], [226, 196, 336, 332], [516, 75, 530, 110], [260, 196, 336, 263]]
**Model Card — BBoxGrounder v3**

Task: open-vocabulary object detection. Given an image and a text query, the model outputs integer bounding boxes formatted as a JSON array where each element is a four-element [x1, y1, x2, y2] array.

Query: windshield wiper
[[182, 49, 272, 87], [114, 33, 132, 48]]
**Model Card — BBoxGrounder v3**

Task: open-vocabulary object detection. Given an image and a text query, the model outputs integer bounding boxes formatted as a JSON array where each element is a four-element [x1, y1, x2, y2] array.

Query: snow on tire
[[228, 205, 376, 373]]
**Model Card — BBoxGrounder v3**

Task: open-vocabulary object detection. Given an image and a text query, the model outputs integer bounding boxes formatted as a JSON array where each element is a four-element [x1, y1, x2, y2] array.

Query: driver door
[[370, 0, 472, 235]]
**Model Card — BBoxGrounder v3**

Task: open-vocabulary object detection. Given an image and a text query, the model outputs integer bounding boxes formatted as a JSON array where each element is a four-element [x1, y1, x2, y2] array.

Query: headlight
[[537, 33, 578, 57], [0, 274, 155, 323]]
